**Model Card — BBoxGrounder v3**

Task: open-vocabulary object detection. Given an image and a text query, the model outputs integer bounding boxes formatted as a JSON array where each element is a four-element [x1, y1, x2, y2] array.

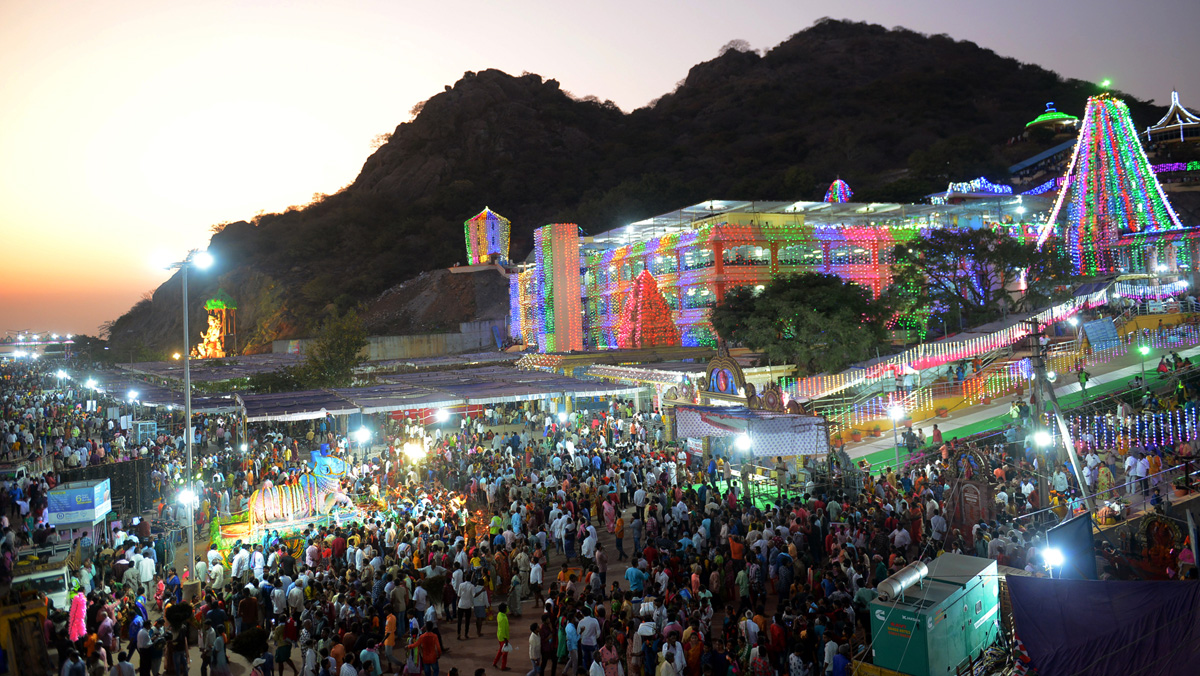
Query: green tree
[[710, 273, 892, 376], [891, 229, 1074, 331], [298, 309, 369, 387]]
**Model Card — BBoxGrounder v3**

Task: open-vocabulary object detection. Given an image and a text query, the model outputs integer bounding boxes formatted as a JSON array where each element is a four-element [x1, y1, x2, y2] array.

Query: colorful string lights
[[824, 179, 853, 203], [1112, 280, 1190, 300], [615, 270, 682, 348], [464, 207, 511, 265], [1038, 94, 1187, 275]]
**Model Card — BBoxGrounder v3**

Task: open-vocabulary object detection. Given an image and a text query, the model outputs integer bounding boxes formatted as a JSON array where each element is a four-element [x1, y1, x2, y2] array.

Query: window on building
[[779, 243, 824, 267], [663, 289, 680, 310], [723, 244, 768, 266], [830, 246, 872, 266], [682, 287, 716, 309], [681, 248, 715, 271], [650, 253, 678, 275]]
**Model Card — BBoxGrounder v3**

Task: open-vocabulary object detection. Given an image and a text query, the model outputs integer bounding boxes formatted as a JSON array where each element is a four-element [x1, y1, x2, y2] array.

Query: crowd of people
[[6, 346, 1200, 676], [57, 395, 1075, 676]]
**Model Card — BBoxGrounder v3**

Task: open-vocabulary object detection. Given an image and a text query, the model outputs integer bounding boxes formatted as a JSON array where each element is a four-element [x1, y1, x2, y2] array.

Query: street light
[[734, 433, 751, 452], [1033, 430, 1052, 448], [163, 247, 215, 576], [85, 378, 97, 390], [888, 405, 905, 469]]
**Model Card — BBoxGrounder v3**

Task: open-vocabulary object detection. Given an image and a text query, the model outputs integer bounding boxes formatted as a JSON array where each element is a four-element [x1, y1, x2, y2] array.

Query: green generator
[[868, 554, 1000, 675]]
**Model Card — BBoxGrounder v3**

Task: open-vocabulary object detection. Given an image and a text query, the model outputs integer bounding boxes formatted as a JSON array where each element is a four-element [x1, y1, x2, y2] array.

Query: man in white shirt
[[456, 577, 476, 639], [929, 509, 947, 544], [137, 548, 156, 585], [287, 580, 306, 613], [1136, 453, 1151, 496], [231, 546, 250, 583], [251, 546, 266, 581], [529, 558, 544, 604], [577, 609, 601, 667]]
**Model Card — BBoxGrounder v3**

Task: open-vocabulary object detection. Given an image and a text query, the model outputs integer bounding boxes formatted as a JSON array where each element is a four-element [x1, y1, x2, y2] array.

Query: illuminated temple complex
[[509, 197, 1040, 349], [505, 93, 1200, 353]]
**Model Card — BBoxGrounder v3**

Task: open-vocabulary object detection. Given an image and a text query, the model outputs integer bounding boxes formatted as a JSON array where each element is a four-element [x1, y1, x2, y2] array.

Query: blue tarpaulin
[[1007, 577, 1200, 676]]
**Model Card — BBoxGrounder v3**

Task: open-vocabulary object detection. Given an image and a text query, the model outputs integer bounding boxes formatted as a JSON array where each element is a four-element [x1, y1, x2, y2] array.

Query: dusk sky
[[2, 0, 1198, 336]]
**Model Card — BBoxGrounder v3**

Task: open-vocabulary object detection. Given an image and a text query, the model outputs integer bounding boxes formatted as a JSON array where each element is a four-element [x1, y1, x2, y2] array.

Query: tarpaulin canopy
[[117, 353, 305, 383], [332, 384, 462, 415], [1007, 576, 1200, 676], [236, 391, 359, 422], [674, 404, 828, 457], [239, 367, 641, 421], [87, 373, 237, 413]]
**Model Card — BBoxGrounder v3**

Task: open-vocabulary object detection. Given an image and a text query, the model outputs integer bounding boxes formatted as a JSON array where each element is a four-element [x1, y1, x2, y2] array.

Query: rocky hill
[[105, 18, 1166, 357]]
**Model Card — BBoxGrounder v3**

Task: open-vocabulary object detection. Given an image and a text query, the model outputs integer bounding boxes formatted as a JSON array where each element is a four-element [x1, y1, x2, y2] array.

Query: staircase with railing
[[816, 344, 1017, 435]]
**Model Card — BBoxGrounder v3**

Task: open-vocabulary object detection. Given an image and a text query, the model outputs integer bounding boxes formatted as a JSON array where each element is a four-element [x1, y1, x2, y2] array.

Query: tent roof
[[238, 366, 641, 421], [237, 390, 359, 422]]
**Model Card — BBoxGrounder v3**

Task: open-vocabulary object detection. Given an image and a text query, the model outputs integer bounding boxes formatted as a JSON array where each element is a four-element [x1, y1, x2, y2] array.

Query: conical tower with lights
[[616, 270, 681, 348], [1040, 93, 1187, 275]]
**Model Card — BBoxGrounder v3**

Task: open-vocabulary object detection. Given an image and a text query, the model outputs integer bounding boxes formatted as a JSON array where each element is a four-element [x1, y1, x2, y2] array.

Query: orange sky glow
[[1, 0, 1196, 336]]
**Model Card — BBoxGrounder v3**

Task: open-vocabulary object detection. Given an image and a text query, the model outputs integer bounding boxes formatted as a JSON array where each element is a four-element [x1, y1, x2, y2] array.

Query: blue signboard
[[48, 479, 111, 524]]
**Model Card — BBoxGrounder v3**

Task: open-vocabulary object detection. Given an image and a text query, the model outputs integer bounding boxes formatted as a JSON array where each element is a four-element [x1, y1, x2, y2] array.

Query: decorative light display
[[1025, 103, 1079, 128], [1024, 162, 1198, 198], [1113, 280, 1189, 300], [574, 208, 935, 349], [1069, 407, 1200, 454], [824, 179, 853, 203], [615, 270, 681, 348], [946, 177, 1014, 195], [464, 207, 511, 265], [1038, 94, 1186, 275], [1022, 177, 1066, 196], [931, 177, 1013, 205], [1144, 90, 1200, 144], [781, 287, 1108, 401], [531, 223, 582, 352]]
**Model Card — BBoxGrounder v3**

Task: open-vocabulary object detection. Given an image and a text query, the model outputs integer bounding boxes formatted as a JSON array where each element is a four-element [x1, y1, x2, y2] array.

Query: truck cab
[[10, 547, 74, 611]]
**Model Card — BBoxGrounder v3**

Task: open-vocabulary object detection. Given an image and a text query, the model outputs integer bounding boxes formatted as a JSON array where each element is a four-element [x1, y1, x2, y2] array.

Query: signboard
[[674, 405, 829, 457], [48, 479, 111, 525]]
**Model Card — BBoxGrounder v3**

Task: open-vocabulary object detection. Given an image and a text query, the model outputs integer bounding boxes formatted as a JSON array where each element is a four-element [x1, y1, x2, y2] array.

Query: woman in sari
[[1097, 463, 1117, 498], [683, 632, 704, 676], [603, 497, 617, 533]]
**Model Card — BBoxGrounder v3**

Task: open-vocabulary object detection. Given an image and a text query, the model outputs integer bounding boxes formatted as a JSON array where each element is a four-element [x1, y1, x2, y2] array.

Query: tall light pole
[[1138, 345, 1150, 387], [178, 489, 198, 593], [166, 248, 213, 578], [888, 405, 905, 471]]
